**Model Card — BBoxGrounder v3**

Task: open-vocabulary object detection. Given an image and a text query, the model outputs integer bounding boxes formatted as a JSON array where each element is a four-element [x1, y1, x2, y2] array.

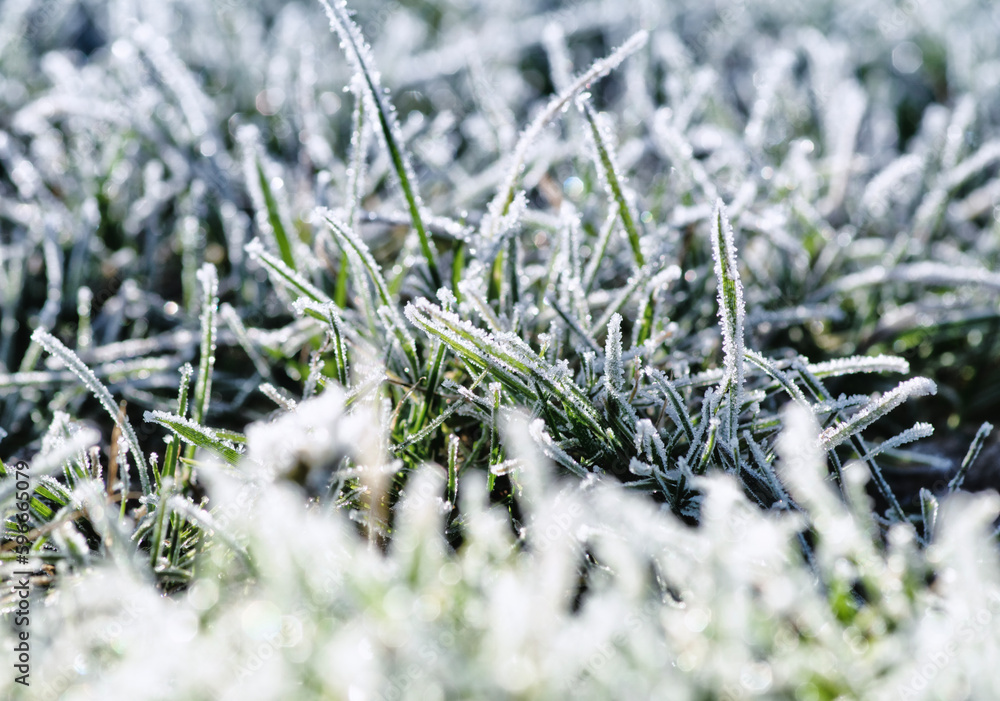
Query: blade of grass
[[482, 30, 648, 242], [238, 125, 298, 270], [320, 0, 442, 290], [321, 212, 419, 379], [579, 98, 644, 266], [144, 411, 243, 467], [818, 378, 937, 451], [711, 200, 746, 457], [191, 264, 218, 427], [948, 421, 993, 493], [247, 238, 331, 305], [32, 328, 151, 494]]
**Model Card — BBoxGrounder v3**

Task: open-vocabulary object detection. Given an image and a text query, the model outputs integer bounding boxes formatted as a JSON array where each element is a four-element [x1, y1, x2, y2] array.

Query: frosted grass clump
[[3, 0, 1000, 697], [5, 414, 1000, 699]]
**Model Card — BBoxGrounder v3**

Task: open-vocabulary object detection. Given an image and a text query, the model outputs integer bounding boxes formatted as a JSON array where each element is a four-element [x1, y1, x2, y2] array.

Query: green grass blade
[[579, 98, 644, 266], [483, 30, 648, 241], [239, 125, 298, 270], [162, 362, 193, 480], [405, 298, 611, 452], [818, 378, 937, 451], [247, 238, 331, 305], [321, 212, 419, 379], [294, 299, 351, 387], [191, 264, 218, 427], [32, 328, 151, 494], [710, 200, 746, 456], [144, 411, 243, 467], [948, 421, 993, 493], [319, 0, 442, 290]]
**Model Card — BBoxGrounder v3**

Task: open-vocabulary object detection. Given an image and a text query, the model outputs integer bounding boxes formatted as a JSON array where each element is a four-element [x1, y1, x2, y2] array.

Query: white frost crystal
[[246, 386, 375, 478]]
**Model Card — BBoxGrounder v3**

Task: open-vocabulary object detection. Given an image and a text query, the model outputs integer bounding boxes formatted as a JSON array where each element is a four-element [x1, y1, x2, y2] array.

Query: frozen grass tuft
[[2, 0, 1000, 697]]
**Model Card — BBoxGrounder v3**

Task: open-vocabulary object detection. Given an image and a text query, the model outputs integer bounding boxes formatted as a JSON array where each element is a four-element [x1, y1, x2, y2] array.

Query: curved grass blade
[[405, 298, 612, 453], [818, 378, 937, 452], [32, 328, 151, 494], [321, 212, 419, 379], [859, 423, 935, 463], [293, 299, 350, 387], [794, 360, 904, 521], [744, 349, 810, 408], [247, 238, 330, 305]]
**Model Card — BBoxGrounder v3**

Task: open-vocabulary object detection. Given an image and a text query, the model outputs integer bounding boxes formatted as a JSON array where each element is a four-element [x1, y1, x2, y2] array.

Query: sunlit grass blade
[[321, 211, 419, 379], [579, 98, 644, 266], [859, 423, 934, 463], [711, 199, 745, 456], [744, 349, 810, 408], [818, 378, 937, 451], [319, 0, 442, 290], [144, 411, 243, 467], [446, 433, 460, 508], [808, 355, 910, 378], [293, 299, 350, 387], [794, 359, 905, 521], [482, 30, 648, 241], [604, 313, 625, 394], [191, 264, 218, 427], [238, 125, 298, 270], [405, 298, 613, 455], [247, 238, 330, 305], [32, 328, 151, 494], [161, 363, 193, 481], [919, 488, 938, 542]]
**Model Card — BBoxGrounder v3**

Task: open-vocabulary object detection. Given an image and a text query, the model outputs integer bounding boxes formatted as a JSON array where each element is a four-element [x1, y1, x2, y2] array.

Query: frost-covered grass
[[3, 0, 1000, 698]]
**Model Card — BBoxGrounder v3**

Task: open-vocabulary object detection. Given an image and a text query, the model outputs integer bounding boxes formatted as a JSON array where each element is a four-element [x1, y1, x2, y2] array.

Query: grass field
[[2, 0, 1000, 698]]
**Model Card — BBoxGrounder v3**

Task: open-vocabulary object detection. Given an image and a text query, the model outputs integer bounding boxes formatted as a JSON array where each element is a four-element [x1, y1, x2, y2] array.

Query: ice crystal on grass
[[603, 312, 624, 394]]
